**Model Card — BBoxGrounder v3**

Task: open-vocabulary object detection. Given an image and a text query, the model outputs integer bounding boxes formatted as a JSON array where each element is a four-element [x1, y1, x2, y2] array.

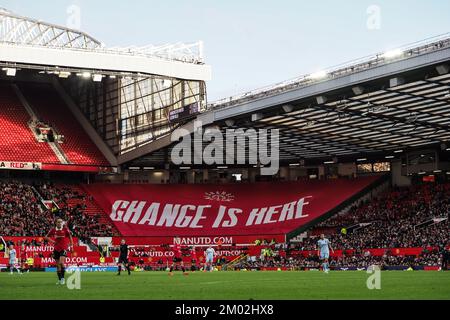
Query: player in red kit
[[20, 243, 29, 273], [45, 218, 73, 285], [169, 237, 187, 275], [190, 246, 198, 271]]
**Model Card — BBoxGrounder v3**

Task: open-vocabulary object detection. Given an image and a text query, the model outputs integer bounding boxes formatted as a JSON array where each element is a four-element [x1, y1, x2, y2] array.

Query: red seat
[[0, 84, 60, 163], [20, 83, 110, 166]]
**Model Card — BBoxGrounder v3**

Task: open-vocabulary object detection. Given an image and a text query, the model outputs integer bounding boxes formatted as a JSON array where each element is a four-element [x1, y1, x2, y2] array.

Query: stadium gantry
[[0, 7, 101, 49], [0, 7, 205, 61]]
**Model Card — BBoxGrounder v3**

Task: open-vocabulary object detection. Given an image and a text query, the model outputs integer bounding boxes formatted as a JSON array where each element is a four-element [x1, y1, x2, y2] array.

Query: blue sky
[[1, 0, 449, 101]]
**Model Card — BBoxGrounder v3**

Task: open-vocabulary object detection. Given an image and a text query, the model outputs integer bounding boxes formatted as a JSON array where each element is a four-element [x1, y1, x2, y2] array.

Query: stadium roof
[[210, 35, 450, 163], [0, 8, 211, 81], [121, 34, 450, 166], [0, 7, 101, 49]]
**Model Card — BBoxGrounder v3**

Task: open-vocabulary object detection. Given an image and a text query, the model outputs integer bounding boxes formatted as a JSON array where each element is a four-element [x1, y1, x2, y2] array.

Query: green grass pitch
[[0, 271, 449, 300]]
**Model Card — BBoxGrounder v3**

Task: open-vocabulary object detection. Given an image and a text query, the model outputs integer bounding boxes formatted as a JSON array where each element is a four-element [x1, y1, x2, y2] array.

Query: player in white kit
[[317, 234, 334, 273], [204, 246, 216, 272], [8, 244, 21, 275]]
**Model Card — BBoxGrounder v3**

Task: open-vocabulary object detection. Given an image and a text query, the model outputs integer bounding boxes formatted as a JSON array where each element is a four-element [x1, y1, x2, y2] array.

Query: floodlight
[[81, 71, 91, 79], [309, 70, 327, 80], [3, 68, 16, 76], [382, 49, 403, 59], [58, 72, 71, 78], [93, 74, 103, 82]]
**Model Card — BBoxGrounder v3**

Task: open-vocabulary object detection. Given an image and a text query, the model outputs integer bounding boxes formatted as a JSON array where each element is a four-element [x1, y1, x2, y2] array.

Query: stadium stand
[[0, 84, 60, 163], [19, 83, 110, 166], [296, 182, 450, 250], [64, 185, 118, 232], [0, 181, 118, 240], [1, 179, 448, 270], [35, 182, 119, 240], [0, 181, 53, 236]]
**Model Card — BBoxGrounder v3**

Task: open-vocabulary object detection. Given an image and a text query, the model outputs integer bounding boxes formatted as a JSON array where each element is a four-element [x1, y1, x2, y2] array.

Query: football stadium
[[0, 3, 449, 305]]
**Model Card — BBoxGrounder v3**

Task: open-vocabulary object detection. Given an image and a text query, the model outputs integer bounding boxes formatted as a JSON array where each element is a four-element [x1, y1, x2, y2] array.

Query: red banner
[[83, 177, 379, 237], [0, 161, 41, 170], [41, 164, 111, 173], [109, 235, 285, 246]]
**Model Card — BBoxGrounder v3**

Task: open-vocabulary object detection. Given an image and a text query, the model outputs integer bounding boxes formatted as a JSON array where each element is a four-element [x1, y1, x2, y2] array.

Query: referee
[[440, 243, 449, 271], [117, 239, 131, 276]]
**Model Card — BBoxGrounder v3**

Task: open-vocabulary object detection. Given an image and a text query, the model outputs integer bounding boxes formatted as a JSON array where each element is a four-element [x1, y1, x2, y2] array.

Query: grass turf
[[0, 271, 449, 300]]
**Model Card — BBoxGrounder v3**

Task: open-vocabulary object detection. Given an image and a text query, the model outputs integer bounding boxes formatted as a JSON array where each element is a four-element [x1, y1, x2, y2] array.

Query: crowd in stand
[[0, 182, 54, 236], [229, 182, 449, 270], [295, 220, 448, 251], [36, 183, 117, 240], [294, 183, 449, 251], [0, 180, 116, 241]]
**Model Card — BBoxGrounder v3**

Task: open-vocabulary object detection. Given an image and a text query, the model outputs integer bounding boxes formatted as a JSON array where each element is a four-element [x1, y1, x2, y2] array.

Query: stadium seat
[[0, 84, 60, 163], [19, 83, 110, 166]]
